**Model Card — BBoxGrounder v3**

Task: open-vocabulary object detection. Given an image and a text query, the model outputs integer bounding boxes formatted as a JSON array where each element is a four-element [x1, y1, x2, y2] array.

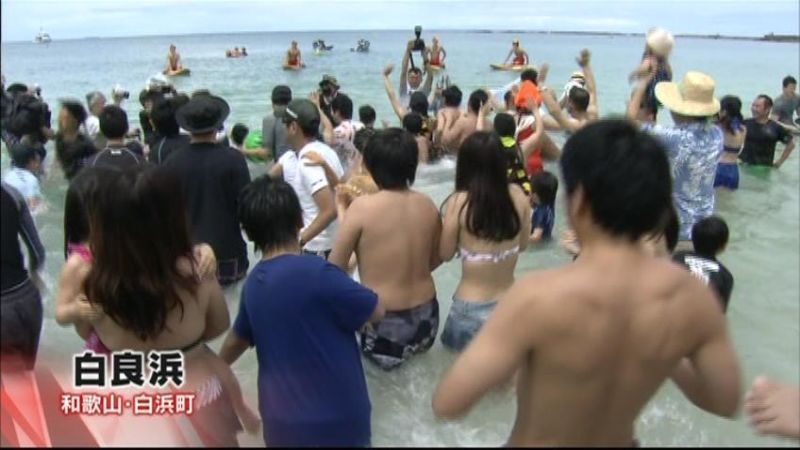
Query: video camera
[[412, 25, 425, 52]]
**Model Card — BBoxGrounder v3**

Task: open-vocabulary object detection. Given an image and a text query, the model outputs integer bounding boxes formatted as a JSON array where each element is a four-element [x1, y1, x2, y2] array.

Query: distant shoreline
[[3, 29, 798, 44], [475, 30, 800, 43]]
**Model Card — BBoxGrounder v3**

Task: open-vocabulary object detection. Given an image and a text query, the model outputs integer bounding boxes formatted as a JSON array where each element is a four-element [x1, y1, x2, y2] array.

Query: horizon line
[[3, 27, 793, 45]]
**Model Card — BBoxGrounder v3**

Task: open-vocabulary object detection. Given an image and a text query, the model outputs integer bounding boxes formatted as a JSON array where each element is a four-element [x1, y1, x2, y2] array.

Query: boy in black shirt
[[673, 216, 734, 312]]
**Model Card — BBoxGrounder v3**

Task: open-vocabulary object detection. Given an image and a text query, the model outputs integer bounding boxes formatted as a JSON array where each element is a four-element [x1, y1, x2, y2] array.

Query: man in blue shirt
[[219, 175, 384, 447]]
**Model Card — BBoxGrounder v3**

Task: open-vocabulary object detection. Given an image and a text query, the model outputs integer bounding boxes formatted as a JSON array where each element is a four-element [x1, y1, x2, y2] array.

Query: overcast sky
[[2, 0, 798, 42]]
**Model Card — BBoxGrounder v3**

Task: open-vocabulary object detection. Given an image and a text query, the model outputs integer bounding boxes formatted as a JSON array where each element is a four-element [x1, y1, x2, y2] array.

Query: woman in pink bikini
[[55, 166, 259, 444]]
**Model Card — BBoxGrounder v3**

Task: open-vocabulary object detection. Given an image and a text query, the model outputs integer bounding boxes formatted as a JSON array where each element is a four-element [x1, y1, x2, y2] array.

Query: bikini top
[[67, 242, 92, 262], [458, 245, 520, 263]]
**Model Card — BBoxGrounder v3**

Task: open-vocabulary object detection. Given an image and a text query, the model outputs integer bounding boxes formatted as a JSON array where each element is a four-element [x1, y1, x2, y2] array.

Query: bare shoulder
[[62, 254, 90, 278], [505, 267, 573, 312], [410, 190, 440, 216], [509, 184, 529, 205]]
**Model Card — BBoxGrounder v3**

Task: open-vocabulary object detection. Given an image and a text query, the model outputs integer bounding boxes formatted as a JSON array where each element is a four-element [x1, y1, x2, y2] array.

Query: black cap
[[175, 94, 230, 134], [284, 99, 320, 130]]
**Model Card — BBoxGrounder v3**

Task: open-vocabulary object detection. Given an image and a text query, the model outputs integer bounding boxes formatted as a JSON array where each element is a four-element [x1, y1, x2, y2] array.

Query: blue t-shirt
[[233, 254, 378, 447], [531, 204, 555, 240]]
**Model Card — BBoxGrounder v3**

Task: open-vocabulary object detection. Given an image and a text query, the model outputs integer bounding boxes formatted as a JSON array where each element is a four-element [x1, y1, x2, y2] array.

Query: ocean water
[[1, 30, 799, 446]]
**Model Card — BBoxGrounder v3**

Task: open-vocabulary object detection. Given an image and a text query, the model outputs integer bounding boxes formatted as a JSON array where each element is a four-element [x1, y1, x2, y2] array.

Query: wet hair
[[138, 89, 151, 107], [61, 100, 88, 127], [331, 93, 354, 120], [7, 83, 29, 97], [408, 67, 423, 76], [409, 91, 429, 116], [56, 133, 98, 180], [692, 215, 729, 258], [354, 127, 377, 154], [442, 85, 463, 107], [467, 89, 489, 114], [455, 131, 520, 241], [149, 97, 180, 137], [756, 94, 773, 109], [664, 207, 680, 253], [568, 86, 590, 112], [358, 105, 376, 126], [10, 143, 39, 168], [520, 69, 539, 84], [238, 175, 304, 253], [560, 120, 673, 242], [493, 112, 516, 137], [402, 112, 423, 135], [504, 90, 513, 104], [63, 166, 115, 257], [231, 123, 249, 146], [719, 96, 744, 134], [84, 166, 197, 341], [531, 171, 558, 206], [783, 76, 797, 88], [363, 128, 418, 190], [271, 85, 292, 106], [98, 105, 129, 139]]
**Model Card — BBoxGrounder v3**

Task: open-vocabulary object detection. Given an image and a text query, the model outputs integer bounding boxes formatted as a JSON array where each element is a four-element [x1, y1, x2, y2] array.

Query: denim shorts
[[441, 297, 498, 352]]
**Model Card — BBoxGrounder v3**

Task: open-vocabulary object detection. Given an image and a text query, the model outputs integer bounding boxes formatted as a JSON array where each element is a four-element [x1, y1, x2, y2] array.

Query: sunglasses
[[283, 107, 298, 125]]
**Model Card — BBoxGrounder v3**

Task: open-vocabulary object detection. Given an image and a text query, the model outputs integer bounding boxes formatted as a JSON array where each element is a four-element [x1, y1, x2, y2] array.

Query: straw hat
[[646, 27, 674, 58], [655, 71, 720, 117]]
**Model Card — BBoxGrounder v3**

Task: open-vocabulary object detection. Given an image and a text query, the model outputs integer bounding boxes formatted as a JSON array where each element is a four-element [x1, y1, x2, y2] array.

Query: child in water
[[529, 171, 558, 243]]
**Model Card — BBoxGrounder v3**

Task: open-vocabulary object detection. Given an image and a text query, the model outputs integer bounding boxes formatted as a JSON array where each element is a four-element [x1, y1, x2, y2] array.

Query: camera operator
[[398, 33, 435, 109], [3, 83, 52, 169], [409, 25, 428, 69], [318, 75, 341, 125], [111, 84, 143, 143], [138, 78, 177, 148]]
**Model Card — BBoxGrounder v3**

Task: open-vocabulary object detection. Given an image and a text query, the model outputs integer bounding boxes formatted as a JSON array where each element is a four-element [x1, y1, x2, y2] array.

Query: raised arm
[[578, 50, 599, 119], [519, 101, 546, 157], [383, 64, 408, 122], [310, 92, 335, 145], [541, 86, 581, 133], [626, 69, 656, 122], [400, 42, 413, 96]]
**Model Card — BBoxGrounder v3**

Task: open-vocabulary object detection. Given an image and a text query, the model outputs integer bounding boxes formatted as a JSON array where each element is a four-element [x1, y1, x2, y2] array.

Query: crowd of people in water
[[1, 25, 799, 446]]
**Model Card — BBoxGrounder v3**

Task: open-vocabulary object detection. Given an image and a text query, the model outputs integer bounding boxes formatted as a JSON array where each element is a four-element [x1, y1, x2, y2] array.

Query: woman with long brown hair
[[69, 165, 258, 445]]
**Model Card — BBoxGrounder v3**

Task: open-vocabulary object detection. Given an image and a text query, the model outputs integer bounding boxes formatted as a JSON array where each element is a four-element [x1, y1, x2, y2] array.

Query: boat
[[34, 29, 51, 44], [312, 39, 333, 52], [351, 39, 370, 53]]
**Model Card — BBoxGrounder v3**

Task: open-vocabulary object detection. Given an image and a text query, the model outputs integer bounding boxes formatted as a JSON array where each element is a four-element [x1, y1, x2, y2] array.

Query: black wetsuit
[[1, 182, 45, 370]]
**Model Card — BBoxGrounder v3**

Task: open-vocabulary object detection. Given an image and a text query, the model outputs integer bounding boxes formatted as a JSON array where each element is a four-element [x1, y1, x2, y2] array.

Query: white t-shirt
[[3, 167, 41, 206], [279, 141, 344, 252], [84, 115, 100, 139]]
